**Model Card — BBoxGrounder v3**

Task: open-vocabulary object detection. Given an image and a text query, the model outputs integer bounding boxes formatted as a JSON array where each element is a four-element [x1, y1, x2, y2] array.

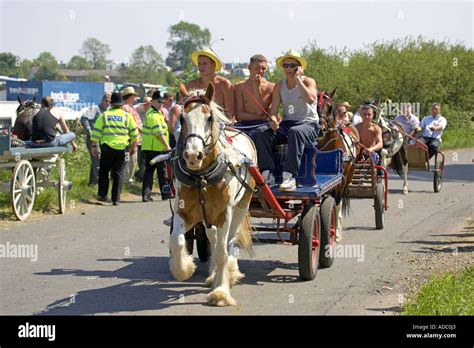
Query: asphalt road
[[0, 148, 473, 315]]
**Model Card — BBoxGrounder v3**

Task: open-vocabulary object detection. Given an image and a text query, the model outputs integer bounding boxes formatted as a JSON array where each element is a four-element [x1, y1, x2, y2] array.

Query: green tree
[[33, 52, 60, 80], [67, 55, 92, 70], [82, 72, 104, 82], [80, 37, 111, 69], [0, 52, 21, 77], [124, 45, 166, 84], [165, 21, 211, 71]]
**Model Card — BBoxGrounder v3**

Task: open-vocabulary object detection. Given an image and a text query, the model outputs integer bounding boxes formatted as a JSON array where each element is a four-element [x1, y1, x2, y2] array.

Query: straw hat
[[276, 49, 308, 70], [191, 48, 223, 72], [121, 86, 138, 96]]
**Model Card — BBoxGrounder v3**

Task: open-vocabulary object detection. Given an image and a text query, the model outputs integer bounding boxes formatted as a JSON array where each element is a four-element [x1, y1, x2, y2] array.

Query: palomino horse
[[13, 97, 40, 140], [371, 101, 409, 194], [169, 82, 257, 307], [317, 90, 360, 242]]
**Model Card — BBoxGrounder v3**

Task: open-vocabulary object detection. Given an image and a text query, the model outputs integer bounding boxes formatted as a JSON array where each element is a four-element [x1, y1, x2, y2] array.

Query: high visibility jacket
[[91, 107, 139, 150], [141, 106, 169, 152]]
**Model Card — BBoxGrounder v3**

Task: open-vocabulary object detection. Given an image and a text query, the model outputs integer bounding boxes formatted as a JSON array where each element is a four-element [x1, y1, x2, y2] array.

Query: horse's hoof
[[207, 288, 236, 307], [169, 254, 196, 281], [402, 187, 408, 195]]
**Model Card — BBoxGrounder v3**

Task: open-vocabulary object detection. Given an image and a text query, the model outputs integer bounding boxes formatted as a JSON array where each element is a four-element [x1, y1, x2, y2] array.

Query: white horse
[[169, 82, 257, 307]]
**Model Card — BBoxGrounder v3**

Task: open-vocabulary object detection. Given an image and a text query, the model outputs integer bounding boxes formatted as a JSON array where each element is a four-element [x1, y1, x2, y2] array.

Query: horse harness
[[174, 94, 256, 229]]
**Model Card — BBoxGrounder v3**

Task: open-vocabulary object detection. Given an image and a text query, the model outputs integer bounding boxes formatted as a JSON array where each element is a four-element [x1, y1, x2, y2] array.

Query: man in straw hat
[[255, 49, 319, 191], [187, 48, 235, 120], [121, 86, 143, 183]]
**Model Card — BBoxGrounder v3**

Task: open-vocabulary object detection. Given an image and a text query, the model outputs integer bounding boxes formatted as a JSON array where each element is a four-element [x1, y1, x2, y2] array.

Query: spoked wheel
[[57, 158, 67, 214], [11, 160, 36, 221], [375, 182, 385, 230], [319, 197, 337, 268], [433, 159, 443, 193], [298, 204, 321, 280]]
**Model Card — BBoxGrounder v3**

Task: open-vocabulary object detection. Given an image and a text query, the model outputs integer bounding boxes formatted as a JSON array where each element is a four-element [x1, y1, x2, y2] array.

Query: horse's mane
[[185, 89, 231, 124]]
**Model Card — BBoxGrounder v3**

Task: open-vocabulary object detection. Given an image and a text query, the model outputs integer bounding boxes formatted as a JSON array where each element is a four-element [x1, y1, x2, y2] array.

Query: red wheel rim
[[329, 208, 336, 256], [312, 215, 320, 266]]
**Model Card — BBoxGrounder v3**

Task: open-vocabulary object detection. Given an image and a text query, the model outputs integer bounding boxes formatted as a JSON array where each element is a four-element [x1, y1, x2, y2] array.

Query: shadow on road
[[33, 255, 301, 315], [365, 306, 402, 314]]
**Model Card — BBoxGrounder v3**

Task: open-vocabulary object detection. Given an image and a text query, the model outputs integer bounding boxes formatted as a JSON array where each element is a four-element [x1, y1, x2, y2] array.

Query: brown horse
[[13, 97, 40, 140], [317, 90, 360, 241]]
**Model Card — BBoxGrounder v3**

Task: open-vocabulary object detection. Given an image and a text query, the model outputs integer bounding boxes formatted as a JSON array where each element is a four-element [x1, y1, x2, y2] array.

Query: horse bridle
[[17, 101, 39, 116], [318, 93, 358, 160], [180, 95, 219, 157]]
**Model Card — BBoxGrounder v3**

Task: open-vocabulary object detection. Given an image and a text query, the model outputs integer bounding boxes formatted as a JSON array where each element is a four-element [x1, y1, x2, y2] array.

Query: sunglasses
[[283, 63, 299, 68]]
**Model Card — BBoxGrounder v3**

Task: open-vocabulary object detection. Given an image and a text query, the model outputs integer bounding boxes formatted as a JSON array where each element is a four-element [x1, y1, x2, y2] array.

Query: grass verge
[[402, 265, 474, 315], [0, 137, 143, 219]]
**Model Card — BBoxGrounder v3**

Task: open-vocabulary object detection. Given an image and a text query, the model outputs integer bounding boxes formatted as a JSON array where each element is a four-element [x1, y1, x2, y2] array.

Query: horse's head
[[317, 88, 337, 130], [16, 96, 40, 119], [179, 82, 223, 172]]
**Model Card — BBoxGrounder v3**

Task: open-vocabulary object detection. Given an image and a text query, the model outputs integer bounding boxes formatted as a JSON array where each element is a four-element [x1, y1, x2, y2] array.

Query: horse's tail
[[341, 193, 351, 217], [236, 213, 254, 256]]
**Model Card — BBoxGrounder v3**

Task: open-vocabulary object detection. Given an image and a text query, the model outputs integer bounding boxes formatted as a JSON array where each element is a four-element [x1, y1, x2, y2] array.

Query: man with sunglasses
[[255, 49, 319, 191]]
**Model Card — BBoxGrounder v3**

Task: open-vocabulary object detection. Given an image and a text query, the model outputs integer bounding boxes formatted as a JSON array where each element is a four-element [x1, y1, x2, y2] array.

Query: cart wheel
[[375, 182, 385, 230], [11, 160, 36, 221], [58, 158, 66, 214], [195, 223, 211, 262], [298, 204, 321, 280], [319, 197, 336, 268], [433, 161, 443, 193]]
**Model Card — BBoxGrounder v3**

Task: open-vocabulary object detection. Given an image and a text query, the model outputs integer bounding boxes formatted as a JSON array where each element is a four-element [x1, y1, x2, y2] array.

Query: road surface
[[0, 148, 472, 315]]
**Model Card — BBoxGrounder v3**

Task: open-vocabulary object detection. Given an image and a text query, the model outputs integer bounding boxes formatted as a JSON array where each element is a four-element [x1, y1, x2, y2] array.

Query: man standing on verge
[[80, 93, 111, 185], [121, 86, 142, 183], [141, 91, 172, 202], [91, 92, 139, 206]]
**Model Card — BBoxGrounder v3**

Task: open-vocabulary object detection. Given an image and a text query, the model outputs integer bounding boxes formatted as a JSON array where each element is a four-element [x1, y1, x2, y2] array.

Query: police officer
[[141, 91, 172, 202], [91, 92, 139, 205]]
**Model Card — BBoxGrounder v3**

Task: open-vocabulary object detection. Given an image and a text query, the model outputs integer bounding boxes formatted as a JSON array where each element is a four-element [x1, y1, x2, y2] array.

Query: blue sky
[[0, 0, 472, 65]]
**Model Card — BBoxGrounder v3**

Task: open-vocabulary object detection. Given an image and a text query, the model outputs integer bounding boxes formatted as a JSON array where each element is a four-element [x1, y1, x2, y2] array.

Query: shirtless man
[[355, 104, 383, 163], [186, 48, 235, 120], [234, 54, 274, 140]]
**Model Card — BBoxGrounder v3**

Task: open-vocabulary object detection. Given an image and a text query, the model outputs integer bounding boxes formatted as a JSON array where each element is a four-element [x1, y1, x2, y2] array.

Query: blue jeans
[[255, 120, 319, 177], [233, 120, 269, 142], [29, 132, 76, 148]]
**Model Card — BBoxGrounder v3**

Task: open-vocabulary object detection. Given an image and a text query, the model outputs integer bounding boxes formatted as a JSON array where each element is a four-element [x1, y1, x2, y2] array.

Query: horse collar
[[173, 153, 228, 189]]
